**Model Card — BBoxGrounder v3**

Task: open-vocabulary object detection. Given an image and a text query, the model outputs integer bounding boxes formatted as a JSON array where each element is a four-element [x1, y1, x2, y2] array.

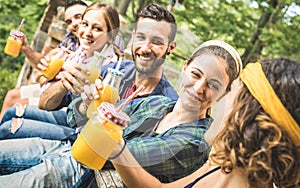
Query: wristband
[[109, 139, 127, 160]]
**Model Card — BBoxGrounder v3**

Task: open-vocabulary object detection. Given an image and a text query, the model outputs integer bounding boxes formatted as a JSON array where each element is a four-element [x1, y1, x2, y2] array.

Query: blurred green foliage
[[0, 0, 300, 109], [0, 0, 47, 108]]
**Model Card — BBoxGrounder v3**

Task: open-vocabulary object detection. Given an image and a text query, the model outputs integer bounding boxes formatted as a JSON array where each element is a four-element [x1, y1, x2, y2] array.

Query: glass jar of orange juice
[[71, 102, 130, 170], [40, 49, 68, 80], [4, 30, 25, 57], [80, 51, 107, 84], [86, 68, 124, 118]]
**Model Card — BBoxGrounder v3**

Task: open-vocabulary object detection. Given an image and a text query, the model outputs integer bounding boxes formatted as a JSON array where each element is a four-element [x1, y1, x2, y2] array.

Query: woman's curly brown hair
[[211, 58, 300, 187]]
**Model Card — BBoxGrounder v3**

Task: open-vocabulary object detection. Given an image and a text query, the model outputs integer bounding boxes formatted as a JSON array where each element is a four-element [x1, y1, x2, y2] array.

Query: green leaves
[[0, 0, 46, 108]]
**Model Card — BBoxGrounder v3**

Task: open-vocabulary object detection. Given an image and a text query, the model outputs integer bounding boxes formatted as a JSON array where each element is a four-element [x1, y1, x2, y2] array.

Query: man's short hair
[[65, 0, 88, 10], [138, 3, 177, 42]]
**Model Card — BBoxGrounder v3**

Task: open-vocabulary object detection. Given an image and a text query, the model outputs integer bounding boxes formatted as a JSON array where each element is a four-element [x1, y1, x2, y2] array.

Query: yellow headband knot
[[241, 62, 300, 146]]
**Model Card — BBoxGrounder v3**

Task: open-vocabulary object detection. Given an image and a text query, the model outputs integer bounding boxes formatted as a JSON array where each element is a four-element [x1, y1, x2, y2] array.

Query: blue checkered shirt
[[58, 32, 79, 52]]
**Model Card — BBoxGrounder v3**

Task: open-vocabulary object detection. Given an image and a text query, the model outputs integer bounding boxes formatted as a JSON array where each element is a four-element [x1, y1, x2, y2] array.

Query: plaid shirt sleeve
[[66, 97, 88, 128], [127, 122, 210, 182], [58, 33, 79, 52], [124, 96, 212, 182]]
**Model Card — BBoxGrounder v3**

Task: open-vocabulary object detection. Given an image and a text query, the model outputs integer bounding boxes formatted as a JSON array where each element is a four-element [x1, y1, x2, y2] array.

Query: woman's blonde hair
[[82, 2, 120, 41]]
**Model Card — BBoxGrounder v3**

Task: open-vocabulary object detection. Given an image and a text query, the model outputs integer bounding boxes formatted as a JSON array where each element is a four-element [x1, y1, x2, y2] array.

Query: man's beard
[[132, 49, 168, 76]]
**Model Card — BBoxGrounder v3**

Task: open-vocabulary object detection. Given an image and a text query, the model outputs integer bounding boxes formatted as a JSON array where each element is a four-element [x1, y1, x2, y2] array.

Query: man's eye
[[135, 35, 145, 40], [151, 39, 164, 45], [74, 14, 82, 20], [65, 20, 72, 25]]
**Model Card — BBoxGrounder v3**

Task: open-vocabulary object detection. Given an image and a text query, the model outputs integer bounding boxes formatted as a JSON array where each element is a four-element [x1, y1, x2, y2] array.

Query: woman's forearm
[[111, 140, 206, 188], [111, 145, 163, 188]]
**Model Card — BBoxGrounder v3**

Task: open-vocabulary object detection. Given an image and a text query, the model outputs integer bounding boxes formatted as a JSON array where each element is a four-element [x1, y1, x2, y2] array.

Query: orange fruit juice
[[71, 117, 123, 170], [41, 57, 64, 80], [82, 64, 100, 84], [4, 36, 22, 57], [86, 84, 119, 118]]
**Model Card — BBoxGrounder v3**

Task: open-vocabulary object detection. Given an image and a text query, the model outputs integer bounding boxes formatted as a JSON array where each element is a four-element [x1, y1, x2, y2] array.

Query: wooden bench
[[94, 169, 126, 188]]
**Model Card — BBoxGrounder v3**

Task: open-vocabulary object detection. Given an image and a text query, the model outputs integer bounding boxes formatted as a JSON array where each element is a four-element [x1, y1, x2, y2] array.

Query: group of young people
[[0, 1, 299, 188]]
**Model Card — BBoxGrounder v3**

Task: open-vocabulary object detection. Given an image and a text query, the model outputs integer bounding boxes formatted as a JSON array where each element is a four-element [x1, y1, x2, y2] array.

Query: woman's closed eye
[[191, 71, 202, 78], [208, 81, 220, 91]]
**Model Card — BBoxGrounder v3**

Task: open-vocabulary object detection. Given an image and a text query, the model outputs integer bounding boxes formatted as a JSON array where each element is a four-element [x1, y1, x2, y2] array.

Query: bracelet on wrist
[[109, 139, 127, 160]]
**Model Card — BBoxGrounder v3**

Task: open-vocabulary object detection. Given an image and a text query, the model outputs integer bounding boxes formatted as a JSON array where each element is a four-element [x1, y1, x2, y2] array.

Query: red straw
[[116, 85, 145, 112], [18, 19, 25, 31]]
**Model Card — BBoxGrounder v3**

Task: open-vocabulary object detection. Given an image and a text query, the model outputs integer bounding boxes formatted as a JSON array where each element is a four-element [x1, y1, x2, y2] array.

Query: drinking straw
[[61, 43, 73, 52], [116, 85, 145, 112], [96, 43, 108, 64], [18, 19, 25, 31], [115, 56, 122, 71], [88, 43, 108, 68], [100, 43, 108, 55]]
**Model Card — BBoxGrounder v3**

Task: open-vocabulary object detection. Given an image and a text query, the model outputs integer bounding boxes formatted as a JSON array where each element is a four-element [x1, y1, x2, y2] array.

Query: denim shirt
[[63, 60, 178, 111], [101, 60, 179, 101]]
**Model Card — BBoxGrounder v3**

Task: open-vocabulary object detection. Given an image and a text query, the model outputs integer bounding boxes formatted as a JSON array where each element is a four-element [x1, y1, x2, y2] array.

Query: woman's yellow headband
[[241, 62, 300, 146]]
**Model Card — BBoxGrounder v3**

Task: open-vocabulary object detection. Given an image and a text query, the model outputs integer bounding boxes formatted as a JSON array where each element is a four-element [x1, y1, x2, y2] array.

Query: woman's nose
[[83, 27, 93, 36], [194, 78, 207, 94]]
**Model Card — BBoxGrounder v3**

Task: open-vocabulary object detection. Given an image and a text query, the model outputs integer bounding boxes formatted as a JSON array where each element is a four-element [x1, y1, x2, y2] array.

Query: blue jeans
[[0, 137, 82, 187], [0, 105, 76, 140], [1, 105, 68, 125]]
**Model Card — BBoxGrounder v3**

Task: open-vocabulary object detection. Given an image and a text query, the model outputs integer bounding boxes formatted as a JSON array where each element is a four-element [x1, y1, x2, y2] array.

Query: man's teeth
[[139, 55, 151, 60]]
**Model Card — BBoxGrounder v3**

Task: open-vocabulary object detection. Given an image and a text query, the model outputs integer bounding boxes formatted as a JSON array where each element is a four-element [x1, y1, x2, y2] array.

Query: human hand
[[60, 64, 89, 95], [78, 78, 102, 115], [37, 56, 49, 71], [109, 138, 126, 160], [81, 78, 103, 105], [20, 35, 29, 51]]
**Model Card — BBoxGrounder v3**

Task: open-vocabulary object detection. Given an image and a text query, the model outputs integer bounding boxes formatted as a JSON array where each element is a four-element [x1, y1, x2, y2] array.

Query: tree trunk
[[241, 0, 280, 65], [112, 0, 119, 8], [118, 0, 131, 15], [137, 0, 149, 13]]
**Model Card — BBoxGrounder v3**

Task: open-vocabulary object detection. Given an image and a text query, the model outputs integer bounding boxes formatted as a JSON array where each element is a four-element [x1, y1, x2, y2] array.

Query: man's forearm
[[22, 44, 44, 69], [38, 80, 68, 110]]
